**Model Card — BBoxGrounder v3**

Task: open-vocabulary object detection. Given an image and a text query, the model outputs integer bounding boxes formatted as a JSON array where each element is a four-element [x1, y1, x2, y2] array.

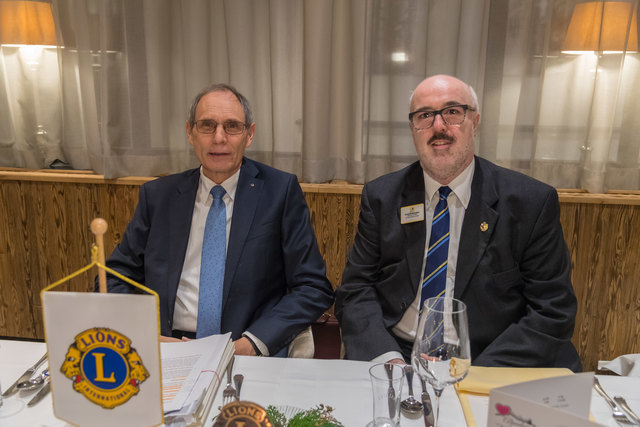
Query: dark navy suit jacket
[[102, 158, 334, 356], [335, 156, 581, 371]]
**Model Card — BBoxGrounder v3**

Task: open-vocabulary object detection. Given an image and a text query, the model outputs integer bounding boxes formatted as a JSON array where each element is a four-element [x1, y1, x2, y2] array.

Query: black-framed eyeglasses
[[194, 119, 248, 135], [408, 104, 476, 130]]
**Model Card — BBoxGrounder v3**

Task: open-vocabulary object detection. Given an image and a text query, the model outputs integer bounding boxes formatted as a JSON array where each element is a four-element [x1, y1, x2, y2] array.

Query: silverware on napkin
[[614, 396, 640, 425], [420, 377, 434, 427], [27, 376, 51, 407], [2, 352, 48, 397], [594, 377, 635, 424]]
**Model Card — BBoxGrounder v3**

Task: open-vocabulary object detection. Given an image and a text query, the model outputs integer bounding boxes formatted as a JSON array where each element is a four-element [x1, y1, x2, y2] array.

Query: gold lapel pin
[[480, 221, 488, 232]]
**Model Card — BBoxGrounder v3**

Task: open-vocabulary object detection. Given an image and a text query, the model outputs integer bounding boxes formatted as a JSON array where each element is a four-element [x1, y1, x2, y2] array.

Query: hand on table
[[234, 337, 258, 356]]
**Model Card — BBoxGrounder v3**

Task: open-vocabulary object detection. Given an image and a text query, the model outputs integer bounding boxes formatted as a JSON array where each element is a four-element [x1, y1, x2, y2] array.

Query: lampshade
[[0, 0, 56, 46], [563, 1, 639, 53]]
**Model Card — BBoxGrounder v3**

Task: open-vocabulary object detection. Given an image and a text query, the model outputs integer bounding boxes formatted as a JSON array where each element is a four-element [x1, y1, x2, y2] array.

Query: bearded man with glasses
[[336, 75, 582, 371], [100, 84, 334, 357]]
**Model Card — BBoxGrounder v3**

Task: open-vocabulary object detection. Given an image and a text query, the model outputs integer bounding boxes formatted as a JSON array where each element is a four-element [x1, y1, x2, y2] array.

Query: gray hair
[[468, 84, 480, 115], [409, 79, 481, 115], [187, 83, 254, 128]]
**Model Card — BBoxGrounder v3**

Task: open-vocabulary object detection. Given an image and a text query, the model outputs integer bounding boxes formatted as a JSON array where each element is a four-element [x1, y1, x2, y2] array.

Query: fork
[[222, 357, 236, 406], [594, 377, 635, 424], [614, 396, 640, 425]]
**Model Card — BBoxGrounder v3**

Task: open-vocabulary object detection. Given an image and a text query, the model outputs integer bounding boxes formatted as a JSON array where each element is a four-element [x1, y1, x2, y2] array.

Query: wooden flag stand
[[42, 218, 156, 297], [40, 218, 164, 427], [93, 218, 108, 294]]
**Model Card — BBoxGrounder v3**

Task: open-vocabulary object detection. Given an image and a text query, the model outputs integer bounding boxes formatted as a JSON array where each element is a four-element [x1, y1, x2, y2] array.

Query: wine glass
[[411, 297, 471, 427], [0, 380, 26, 419]]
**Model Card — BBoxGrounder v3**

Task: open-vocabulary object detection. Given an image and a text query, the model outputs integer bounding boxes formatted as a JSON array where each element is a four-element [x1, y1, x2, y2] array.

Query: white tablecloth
[[1, 340, 465, 426], [2, 339, 639, 426], [1, 340, 67, 427], [210, 355, 466, 426]]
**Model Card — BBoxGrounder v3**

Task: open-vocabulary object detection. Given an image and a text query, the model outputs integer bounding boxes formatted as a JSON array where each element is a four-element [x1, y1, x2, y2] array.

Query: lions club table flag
[[41, 219, 163, 427]]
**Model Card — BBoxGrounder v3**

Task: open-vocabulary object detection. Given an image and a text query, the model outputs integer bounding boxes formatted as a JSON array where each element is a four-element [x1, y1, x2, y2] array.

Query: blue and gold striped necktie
[[420, 186, 452, 309]]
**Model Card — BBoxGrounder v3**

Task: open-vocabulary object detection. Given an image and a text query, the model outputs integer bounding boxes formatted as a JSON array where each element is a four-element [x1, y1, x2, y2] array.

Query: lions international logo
[[61, 328, 149, 409]]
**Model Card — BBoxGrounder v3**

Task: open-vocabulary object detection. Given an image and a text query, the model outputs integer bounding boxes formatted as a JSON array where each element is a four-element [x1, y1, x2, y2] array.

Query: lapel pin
[[250, 183, 254, 187], [480, 221, 488, 232]]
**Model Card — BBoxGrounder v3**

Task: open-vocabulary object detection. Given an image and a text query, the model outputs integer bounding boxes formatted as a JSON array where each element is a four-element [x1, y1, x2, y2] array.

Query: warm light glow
[[0, 0, 56, 46], [562, 1, 638, 53], [19, 44, 44, 65], [391, 51, 409, 62]]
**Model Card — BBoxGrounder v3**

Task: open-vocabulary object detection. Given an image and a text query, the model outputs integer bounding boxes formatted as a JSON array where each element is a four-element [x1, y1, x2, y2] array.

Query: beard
[[419, 137, 474, 184]]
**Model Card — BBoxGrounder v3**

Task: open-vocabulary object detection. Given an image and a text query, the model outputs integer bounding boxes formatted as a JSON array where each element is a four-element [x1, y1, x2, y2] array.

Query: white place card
[[487, 372, 603, 427]]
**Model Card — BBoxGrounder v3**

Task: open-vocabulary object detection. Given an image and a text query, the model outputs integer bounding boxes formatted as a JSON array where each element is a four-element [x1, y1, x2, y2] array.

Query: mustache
[[428, 133, 455, 144]]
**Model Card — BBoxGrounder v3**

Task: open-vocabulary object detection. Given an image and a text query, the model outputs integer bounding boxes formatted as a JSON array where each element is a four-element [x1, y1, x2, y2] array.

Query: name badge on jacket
[[400, 203, 425, 224]]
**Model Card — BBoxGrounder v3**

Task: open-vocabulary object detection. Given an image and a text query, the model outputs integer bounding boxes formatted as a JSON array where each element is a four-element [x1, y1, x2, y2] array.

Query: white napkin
[[598, 354, 640, 376]]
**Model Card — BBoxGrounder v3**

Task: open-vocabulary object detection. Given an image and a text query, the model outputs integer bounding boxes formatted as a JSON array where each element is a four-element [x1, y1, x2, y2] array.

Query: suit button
[[400, 302, 407, 310]]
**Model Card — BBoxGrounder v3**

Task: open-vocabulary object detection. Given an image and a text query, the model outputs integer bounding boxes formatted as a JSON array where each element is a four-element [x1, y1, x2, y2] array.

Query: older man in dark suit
[[335, 75, 581, 371], [102, 84, 334, 357]]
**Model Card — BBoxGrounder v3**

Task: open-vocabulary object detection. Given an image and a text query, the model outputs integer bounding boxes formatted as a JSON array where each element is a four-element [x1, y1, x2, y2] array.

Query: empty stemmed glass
[[411, 297, 471, 427], [0, 381, 26, 419]]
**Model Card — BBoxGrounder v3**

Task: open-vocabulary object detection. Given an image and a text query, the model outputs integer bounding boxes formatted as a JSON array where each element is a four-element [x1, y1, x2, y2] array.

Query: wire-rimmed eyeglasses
[[193, 119, 248, 135], [408, 104, 475, 130]]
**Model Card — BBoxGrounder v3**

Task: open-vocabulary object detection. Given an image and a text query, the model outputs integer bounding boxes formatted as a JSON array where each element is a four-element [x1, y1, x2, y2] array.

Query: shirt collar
[[423, 159, 474, 209], [198, 166, 241, 201]]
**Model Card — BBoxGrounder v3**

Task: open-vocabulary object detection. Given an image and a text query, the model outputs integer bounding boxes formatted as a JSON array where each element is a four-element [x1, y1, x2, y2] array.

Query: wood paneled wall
[[559, 199, 640, 372], [1, 170, 639, 372]]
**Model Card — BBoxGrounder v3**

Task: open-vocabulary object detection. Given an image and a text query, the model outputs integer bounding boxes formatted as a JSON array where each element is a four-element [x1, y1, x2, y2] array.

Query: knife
[[27, 377, 51, 407], [420, 377, 435, 427], [2, 352, 48, 397], [614, 396, 640, 425]]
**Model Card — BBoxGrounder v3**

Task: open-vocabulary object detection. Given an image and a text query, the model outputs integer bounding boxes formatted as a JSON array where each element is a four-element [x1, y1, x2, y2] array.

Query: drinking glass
[[368, 363, 404, 427], [412, 297, 471, 427]]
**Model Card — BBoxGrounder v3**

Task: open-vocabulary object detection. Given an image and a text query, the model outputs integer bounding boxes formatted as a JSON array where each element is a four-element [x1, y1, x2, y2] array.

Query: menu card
[[487, 372, 602, 426], [161, 333, 234, 426]]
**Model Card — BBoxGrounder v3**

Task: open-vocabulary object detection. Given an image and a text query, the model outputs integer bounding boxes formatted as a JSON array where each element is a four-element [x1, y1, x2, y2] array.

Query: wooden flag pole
[[91, 218, 108, 293]]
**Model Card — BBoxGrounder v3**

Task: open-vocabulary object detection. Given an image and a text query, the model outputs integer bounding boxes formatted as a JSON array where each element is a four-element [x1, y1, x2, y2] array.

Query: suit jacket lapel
[[223, 159, 261, 307], [168, 169, 200, 309], [454, 157, 498, 299], [402, 163, 428, 295]]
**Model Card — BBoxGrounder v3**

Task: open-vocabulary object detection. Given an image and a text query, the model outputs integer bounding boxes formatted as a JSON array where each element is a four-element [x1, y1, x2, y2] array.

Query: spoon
[[400, 365, 423, 415], [17, 369, 49, 391], [233, 374, 243, 401]]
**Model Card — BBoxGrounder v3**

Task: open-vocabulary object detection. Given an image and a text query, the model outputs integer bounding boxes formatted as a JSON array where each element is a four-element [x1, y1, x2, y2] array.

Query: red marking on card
[[496, 404, 510, 415]]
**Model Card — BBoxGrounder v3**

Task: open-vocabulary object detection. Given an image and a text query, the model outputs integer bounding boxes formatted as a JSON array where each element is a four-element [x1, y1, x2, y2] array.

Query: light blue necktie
[[420, 186, 452, 309], [196, 185, 226, 338]]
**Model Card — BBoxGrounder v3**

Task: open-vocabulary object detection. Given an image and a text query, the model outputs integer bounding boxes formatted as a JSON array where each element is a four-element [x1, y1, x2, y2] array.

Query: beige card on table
[[42, 291, 163, 427], [487, 372, 601, 427]]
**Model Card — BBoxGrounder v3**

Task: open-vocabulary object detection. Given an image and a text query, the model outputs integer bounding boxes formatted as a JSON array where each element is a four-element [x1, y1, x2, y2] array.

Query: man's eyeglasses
[[408, 104, 475, 130], [194, 119, 248, 135]]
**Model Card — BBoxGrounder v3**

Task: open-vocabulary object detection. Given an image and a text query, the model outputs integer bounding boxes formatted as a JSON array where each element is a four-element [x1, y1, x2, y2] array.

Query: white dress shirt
[[173, 167, 238, 333], [374, 160, 474, 363], [173, 167, 268, 354]]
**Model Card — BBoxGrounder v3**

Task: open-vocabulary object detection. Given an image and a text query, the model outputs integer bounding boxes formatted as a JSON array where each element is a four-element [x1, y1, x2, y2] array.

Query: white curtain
[[0, 45, 64, 168], [480, 0, 640, 192], [1, 0, 638, 191]]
